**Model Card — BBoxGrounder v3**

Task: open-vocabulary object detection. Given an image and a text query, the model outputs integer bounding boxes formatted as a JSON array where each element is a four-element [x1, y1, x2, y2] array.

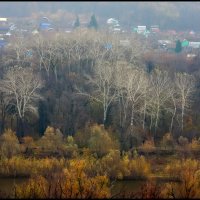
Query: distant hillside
[[1, 2, 200, 31]]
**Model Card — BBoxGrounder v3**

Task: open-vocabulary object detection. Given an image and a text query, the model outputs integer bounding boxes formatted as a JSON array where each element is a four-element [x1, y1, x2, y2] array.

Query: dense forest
[[0, 30, 199, 144], [1, 2, 200, 30]]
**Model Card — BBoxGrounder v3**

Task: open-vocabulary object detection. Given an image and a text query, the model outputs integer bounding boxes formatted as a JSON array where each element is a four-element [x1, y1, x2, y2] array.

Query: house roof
[[40, 22, 51, 26], [0, 18, 7, 22], [39, 23, 52, 29], [0, 27, 9, 31], [5, 32, 11, 36], [137, 26, 146, 28], [0, 40, 7, 47], [158, 40, 172, 44], [107, 18, 119, 24], [188, 42, 200, 48], [182, 40, 189, 47]]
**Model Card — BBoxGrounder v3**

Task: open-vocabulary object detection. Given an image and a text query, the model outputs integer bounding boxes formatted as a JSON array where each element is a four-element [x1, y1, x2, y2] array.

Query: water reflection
[[111, 180, 145, 197], [0, 178, 28, 197]]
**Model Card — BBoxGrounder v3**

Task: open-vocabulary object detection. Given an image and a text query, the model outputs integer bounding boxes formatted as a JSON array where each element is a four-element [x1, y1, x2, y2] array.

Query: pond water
[[0, 178, 28, 197], [111, 180, 145, 197]]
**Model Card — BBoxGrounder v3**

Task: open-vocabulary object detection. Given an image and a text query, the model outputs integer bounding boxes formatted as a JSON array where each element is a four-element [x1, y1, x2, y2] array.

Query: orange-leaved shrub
[[189, 137, 200, 150], [93, 150, 151, 180], [14, 159, 111, 199], [98, 150, 126, 179], [126, 155, 151, 179], [138, 138, 156, 153], [163, 159, 200, 198]]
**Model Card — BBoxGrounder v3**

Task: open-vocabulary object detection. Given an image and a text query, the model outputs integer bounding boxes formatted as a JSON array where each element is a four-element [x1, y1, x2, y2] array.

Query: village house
[[0, 18, 9, 35], [150, 25, 160, 33]]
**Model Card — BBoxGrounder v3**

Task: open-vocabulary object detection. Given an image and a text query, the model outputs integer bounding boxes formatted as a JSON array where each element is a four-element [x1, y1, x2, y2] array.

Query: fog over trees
[[0, 2, 200, 30]]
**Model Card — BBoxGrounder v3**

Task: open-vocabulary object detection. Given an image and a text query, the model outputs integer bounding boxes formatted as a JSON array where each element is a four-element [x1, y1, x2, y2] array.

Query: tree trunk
[[1, 108, 5, 134], [155, 104, 160, 136], [69, 99, 75, 136], [103, 109, 107, 127], [54, 67, 58, 82], [10, 116, 13, 130], [181, 104, 185, 132], [150, 114, 153, 137], [130, 104, 134, 126], [119, 97, 122, 128], [142, 100, 147, 130], [38, 101, 48, 136], [170, 97, 176, 134], [17, 116, 24, 138], [1, 115, 5, 134]]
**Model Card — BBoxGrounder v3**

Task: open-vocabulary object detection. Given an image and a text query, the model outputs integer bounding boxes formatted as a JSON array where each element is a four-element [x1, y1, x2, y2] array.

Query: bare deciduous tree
[[0, 66, 43, 136], [34, 35, 55, 78], [9, 35, 31, 66], [175, 72, 195, 132], [115, 61, 130, 129], [76, 61, 118, 126], [168, 83, 178, 134], [148, 69, 172, 136], [126, 67, 148, 127]]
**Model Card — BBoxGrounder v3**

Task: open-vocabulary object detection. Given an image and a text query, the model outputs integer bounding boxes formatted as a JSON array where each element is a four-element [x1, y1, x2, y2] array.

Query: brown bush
[[127, 156, 152, 179], [95, 150, 151, 180], [161, 132, 174, 150], [0, 129, 20, 158], [61, 136, 78, 158], [38, 126, 64, 153], [178, 136, 189, 147], [189, 137, 200, 150], [20, 136, 35, 154], [74, 124, 119, 157], [0, 156, 66, 177], [136, 181, 164, 199], [138, 138, 156, 153]]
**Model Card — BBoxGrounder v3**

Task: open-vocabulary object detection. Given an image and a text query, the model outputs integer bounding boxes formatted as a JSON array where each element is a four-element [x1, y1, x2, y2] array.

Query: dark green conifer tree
[[73, 16, 80, 29], [88, 14, 98, 30], [175, 40, 182, 53]]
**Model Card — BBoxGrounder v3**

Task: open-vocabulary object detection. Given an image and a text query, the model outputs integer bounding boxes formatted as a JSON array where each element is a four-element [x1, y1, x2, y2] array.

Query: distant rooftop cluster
[[106, 18, 121, 33], [0, 15, 199, 60]]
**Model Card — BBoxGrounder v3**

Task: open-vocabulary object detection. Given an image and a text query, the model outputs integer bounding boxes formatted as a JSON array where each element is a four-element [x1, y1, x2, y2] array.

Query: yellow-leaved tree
[[38, 126, 64, 153], [75, 124, 119, 157], [0, 129, 20, 158]]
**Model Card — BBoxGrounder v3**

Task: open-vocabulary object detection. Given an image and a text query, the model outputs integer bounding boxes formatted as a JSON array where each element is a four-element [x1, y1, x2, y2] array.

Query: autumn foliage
[[163, 159, 200, 198], [14, 159, 111, 199], [75, 124, 119, 157], [0, 129, 20, 158]]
